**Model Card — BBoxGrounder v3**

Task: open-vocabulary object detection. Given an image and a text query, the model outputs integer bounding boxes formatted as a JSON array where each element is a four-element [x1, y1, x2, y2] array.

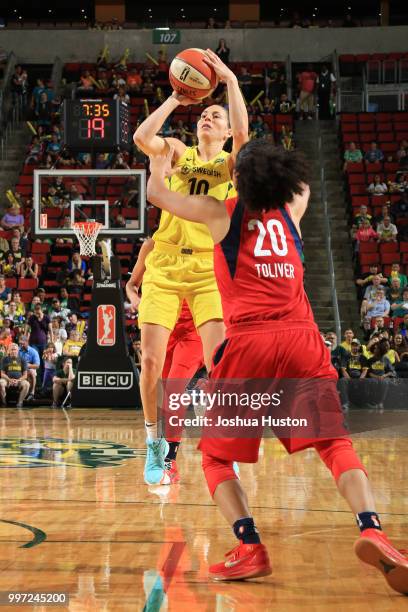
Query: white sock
[[145, 421, 158, 441]]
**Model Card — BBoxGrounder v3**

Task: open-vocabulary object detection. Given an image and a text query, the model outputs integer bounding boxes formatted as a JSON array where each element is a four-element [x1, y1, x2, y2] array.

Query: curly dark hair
[[235, 140, 310, 211]]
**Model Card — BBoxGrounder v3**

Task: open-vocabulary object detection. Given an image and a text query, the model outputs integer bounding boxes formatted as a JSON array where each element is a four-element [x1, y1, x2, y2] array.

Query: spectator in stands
[[46, 134, 62, 159], [390, 190, 408, 220], [398, 313, 408, 336], [19, 256, 39, 279], [316, 64, 336, 120], [67, 271, 85, 294], [1, 205, 24, 233], [11, 65, 28, 103], [371, 316, 389, 336], [353, 204, 372, 229], [366, 338, 396, 410], [362, 288, 390, 335], [393, 333, 408, 359], [18, 335, 40, 400], [68, 252, 87, 278], [265, 63, 286, 101], [355, 218, 378, 244], [41, 342, 58, 394], [48, 298, 70, 325], [0, 276, 11, 304], [63, 330, 85, 358], [25, 136, 44, 165], [356, 264, 387, 299], [1, 252, 18, 278], [206, 17, 217, 28], [387, 277, 403, 304], [130, 338, 142, 371], [126, 68, 142, 93], [278, 93, 296, 115], [343, 141, 363, 171], [4, 301, 23, 326], [237, 66, 252, 101], [52, 356, 75, 408], [340, 329, 354, 353], [396, 140, 408, 164], [298, 64, 317, 120], [339, 338, 368, 412], [78, 71, 94, 93], [113, 86, 130, 105], [95, 153, 110, 170], [365, 142, 384, 164], [0, 343, 30, 408], [388, 173, 407, 194], [26, 303, 50, 358], [377, 215, 398, 242], [215, 39, 230, 65], [363, 274, 386, 301], [325, 331, 347, 374], [11, 292, 25, 318], [48, 319, 67, 356], [367, 174, 387, 196], [389, 262, 408, 289], [374, 203, 392, 225], [35, 92, 52, 128]]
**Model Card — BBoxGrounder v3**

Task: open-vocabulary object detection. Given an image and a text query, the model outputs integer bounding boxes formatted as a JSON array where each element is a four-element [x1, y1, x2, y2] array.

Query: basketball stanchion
[[71, 221, 140, 408]]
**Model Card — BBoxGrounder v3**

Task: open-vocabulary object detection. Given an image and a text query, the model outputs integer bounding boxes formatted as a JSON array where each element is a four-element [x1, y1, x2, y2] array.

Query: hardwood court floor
[[0, 408, 406, 611]]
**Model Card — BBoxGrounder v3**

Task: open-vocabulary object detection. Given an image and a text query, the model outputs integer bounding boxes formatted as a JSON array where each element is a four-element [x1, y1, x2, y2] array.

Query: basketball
[[169, 48, 218, 100]]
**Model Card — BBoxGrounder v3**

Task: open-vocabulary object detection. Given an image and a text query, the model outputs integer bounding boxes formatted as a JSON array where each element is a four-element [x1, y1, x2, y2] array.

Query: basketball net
[[72, 221, 103, 257]]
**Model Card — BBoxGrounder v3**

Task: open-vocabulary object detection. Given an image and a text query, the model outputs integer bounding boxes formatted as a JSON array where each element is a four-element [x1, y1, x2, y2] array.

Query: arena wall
[[0, 26, 408, 63]]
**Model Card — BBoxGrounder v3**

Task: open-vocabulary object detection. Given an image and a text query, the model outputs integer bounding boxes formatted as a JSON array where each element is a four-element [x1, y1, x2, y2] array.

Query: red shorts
[[162, 324, 203, 380], [199, 320, 348, 463]]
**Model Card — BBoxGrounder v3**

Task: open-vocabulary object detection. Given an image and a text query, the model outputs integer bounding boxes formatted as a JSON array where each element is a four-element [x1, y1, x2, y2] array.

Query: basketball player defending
[[146, 142, 408, 594], [133, 49, 248, 485], [126, 238, 204, 483]]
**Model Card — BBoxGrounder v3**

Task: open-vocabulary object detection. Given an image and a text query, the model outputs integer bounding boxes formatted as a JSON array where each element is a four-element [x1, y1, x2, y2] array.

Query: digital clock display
[[62, 99, 131, 150]]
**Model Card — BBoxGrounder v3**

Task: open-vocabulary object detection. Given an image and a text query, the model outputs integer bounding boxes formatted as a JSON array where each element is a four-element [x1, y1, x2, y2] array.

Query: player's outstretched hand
[[203, 49, 234, 83], [171, 91, 199, 106], [149, 145, 175, 179]]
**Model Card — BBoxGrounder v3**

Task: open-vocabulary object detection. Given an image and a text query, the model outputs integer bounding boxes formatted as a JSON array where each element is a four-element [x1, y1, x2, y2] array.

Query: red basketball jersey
[[214, 198, 315, 327]]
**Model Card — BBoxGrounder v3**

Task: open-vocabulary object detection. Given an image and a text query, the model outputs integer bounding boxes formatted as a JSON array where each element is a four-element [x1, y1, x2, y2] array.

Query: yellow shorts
[[138, 242, 223, 331]]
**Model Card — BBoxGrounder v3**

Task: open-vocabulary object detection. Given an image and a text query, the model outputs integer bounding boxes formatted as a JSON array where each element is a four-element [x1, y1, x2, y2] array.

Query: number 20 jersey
[[214, 197, 315, 327], [153, 146, 235, 250]]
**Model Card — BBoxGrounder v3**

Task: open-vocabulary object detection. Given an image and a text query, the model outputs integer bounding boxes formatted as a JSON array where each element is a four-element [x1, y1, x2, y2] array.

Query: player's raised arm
[[204, 49, 248, 161], [147, 149, 229, 241], [133, 93, 194, 158]]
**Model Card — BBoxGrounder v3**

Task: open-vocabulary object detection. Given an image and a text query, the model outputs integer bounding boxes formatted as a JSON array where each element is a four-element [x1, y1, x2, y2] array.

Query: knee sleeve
[[314, 438, 368, 482], [201, 452, 237, 497]]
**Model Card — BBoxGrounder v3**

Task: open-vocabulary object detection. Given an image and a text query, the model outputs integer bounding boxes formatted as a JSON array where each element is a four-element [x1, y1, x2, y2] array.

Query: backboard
[[33, 169, 146, 238]]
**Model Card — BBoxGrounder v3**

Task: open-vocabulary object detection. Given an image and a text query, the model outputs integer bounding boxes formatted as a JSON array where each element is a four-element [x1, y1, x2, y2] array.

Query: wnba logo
[[97, 305, 116, 346]]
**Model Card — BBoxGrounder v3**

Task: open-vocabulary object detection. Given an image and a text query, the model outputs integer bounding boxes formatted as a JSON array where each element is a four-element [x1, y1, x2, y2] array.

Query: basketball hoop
[[72, 221, 103, 257]]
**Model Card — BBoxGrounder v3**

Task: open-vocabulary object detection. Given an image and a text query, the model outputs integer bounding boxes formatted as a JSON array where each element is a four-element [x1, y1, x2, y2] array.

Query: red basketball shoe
[[209, 542, 272, 581], [164, 459, 180, 484], [354, 528, 408, 594]]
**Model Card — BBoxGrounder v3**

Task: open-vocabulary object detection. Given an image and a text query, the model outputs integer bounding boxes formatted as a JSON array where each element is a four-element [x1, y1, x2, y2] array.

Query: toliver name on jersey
[[254, 262, 295, 279]]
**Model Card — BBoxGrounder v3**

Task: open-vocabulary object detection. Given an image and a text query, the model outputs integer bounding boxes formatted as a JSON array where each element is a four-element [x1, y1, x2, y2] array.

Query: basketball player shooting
[[133, 49, 248, 486], [146, 141, 408, 593]]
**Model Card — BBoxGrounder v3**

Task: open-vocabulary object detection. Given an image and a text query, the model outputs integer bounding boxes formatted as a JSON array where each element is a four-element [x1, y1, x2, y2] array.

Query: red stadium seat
[[359, 242, 378, 253], [399, 242, 408, 253], [5, 278, 17, 289], [31, 243, 50, 254], [359, 252, 380, 265], [348, 165, 365, 175], [18, 278, 38, 290], [379, 242, 399, 253], [380, 252, 400, 264]]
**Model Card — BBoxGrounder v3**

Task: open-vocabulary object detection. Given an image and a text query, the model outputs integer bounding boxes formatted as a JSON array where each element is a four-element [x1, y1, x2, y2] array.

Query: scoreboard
[[62, 99, 131, 150]]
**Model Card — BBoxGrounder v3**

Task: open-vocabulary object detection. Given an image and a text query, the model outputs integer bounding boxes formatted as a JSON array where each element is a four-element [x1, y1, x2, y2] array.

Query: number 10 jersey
[[153, 146, 235, 250]]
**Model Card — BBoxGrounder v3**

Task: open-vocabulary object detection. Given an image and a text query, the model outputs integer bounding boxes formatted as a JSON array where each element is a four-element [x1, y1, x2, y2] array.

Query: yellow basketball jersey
[[153, 146, 236, 249]]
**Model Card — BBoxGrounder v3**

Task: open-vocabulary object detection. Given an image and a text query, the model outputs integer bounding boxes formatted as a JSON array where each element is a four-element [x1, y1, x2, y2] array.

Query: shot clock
[[62, 99, 131, 150]]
